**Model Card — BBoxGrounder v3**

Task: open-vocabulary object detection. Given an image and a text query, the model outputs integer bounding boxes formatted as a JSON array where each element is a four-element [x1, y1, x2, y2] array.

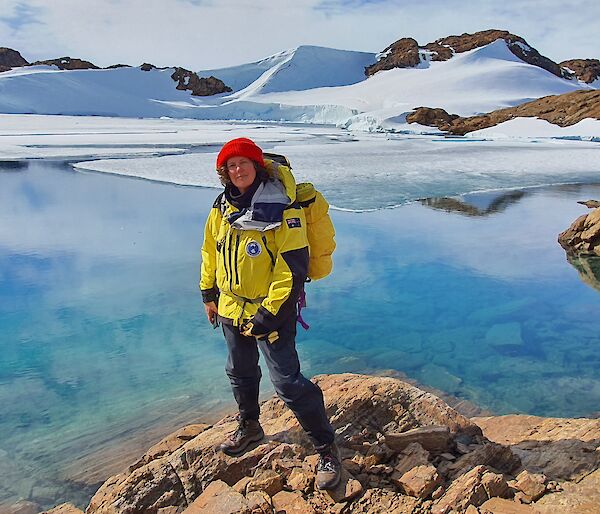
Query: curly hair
[[216, 161, 269, 187]]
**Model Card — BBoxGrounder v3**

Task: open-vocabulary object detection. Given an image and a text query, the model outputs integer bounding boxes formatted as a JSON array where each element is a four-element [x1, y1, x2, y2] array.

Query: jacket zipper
[[234, 233, 241, 286], [262, 235, 275, 267], [227, 229, 234, 290]]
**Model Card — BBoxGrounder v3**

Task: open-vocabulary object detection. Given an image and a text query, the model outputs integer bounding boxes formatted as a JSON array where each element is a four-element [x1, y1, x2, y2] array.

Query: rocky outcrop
[[406, 108, 459, 129], [365, 38, 421, 75], [170, 68, 232, 97], [41, 373, 589, 514], [366, 29, 562, 78], [560, 59, 600, 84], [558, 202, 600, 258], [28, 57, 99, 70], [0, 47, 29, 72], [139, 63, 168, 71], [407, 90, 600, 134], [558, 202, 600, 293]]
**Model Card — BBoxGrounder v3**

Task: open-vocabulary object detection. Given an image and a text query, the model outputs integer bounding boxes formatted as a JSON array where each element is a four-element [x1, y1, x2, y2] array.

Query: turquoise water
[[1, 161, 600, 509]]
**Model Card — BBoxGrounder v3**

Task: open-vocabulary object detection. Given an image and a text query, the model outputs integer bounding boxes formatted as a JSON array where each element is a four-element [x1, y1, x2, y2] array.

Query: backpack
[[263, 153, 336, 281]]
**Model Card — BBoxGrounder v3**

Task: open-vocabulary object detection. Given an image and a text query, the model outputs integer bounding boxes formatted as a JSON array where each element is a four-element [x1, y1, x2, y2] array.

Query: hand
[[204, 302, 218, 325], [240, 320, 279, 344]]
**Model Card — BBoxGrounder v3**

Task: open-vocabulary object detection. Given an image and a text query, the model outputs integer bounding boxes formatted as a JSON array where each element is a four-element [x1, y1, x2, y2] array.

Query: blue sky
[[0, 0, 598, 70]]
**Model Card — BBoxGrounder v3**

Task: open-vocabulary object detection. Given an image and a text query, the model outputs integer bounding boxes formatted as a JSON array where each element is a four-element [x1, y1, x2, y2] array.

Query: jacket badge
[[286, 217, 301, 228], [246, 240, 262, 257]]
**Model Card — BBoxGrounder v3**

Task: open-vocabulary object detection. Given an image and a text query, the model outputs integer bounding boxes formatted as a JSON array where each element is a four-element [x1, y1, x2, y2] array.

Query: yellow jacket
[[200, 160, 309, 332]]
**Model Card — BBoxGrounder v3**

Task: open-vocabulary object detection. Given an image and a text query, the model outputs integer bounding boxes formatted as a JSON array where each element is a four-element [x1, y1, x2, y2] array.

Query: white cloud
[[0, 0, 598, 70]]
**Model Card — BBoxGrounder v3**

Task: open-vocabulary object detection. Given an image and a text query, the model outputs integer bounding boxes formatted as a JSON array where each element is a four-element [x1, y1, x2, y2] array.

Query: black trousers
[[222, 312, 335, 450]]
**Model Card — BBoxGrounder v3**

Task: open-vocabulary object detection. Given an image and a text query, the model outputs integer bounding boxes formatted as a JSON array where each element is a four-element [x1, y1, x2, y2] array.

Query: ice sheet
[[74, 136, 600, 211]]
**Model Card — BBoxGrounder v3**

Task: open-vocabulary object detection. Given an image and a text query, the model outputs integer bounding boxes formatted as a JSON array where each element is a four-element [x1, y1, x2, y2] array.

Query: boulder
[[348, 488, 419, 513], [433, 465, 511, 513], [406, 107, 459, 130], [392, 443, 429, 481], [182, 480, 250, 514], [397, 464, 442, 499], [271, 491, 316, 514], [170, 68, 232, 96], [558, 204, 600, 258], [513, 470, 547, 503], [385, 426, 451, 453], [245, 469, 284, 497], [449, 442, 521, 479]]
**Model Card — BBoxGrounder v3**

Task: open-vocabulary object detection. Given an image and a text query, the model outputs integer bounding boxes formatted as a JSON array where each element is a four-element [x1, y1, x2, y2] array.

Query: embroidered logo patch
[[286, 217, 302, 228], [245, 240, 262, 257]]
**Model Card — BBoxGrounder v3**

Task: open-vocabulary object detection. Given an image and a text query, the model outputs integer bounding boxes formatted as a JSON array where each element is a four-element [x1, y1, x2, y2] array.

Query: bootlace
[[232, 419, 249, 442], [317, 453, 338, 473]]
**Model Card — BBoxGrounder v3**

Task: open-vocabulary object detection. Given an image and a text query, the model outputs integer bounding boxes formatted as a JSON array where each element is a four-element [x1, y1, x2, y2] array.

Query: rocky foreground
[[37, 374, 600, 514]]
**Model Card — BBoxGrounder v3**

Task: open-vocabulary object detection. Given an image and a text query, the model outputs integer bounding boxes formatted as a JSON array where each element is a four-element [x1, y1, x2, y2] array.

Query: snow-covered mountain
[[0, 37, 597, 132], [197, 45, 375, 94]]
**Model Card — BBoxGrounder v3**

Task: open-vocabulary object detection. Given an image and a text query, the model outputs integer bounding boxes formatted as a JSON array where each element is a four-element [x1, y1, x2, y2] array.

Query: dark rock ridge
[[170, 67, 232, 96], [0, 47, 29, 72], [366, 29, 563, 78], [39, 373, 600, 514], [407, 89, 600, 135], [28, 57, 100, 70], [140, 62, 169, 71], [560, 58, 600, 84]]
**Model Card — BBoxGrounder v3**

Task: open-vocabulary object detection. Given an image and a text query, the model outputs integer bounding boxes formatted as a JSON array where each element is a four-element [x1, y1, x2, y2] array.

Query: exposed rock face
[[560, 59, 600, 84], [408, 90, 600, 134], [0, 47, 29, 71], [366, 29, 562, 78], [170, 67, 232, 96], [32, 375, 597, 513], [406, 107, 459, 129], [558, 203, 600, 258], [474, 414, 600, 482], [365, 38, 421, 75], [83, 374, 531, 514], [29, 57, 99, 70]]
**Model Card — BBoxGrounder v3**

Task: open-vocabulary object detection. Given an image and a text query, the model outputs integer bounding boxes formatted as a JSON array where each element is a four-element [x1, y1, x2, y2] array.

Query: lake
[[1, 160, 600, 510]]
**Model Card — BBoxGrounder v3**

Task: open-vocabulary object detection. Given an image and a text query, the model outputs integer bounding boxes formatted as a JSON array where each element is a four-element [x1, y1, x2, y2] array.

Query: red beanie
[[216, 138, 265, 169]]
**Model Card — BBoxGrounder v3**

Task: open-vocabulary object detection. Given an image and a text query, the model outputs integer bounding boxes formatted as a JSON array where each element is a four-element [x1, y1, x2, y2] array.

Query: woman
[[200, 137, 340, 490]]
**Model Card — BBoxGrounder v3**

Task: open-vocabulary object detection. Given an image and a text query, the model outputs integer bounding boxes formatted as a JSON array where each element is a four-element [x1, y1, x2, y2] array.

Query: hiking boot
[[218, 418, 264, 457], [316, 443, 341, 490]]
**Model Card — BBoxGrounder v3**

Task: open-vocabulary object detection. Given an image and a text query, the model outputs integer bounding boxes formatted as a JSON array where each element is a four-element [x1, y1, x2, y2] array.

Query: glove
[[240, 320, 279, 344]]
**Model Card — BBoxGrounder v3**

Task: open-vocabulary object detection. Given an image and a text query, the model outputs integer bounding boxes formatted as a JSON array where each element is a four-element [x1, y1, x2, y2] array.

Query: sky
[[1, 0, 598, 71]]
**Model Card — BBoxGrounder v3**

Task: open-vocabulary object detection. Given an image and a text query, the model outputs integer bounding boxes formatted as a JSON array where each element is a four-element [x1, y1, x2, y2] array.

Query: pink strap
[[297, 288, 310, 330]]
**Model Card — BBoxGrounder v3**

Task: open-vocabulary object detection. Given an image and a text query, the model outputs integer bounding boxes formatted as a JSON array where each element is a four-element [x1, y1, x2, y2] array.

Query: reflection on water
[[419, 190, 527, 216], [1, 163, 600, 509], [566, 254, 600, 293]]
